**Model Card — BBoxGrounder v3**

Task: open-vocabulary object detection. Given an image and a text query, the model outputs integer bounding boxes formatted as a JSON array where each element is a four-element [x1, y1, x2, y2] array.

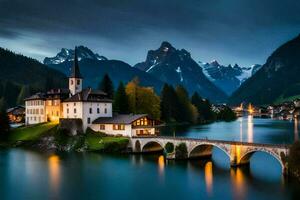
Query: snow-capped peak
[[43, 46, 107, 65]]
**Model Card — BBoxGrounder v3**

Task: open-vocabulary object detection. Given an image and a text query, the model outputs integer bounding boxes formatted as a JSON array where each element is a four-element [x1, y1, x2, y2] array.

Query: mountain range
[[229, 34, 300, 105], [199, 61, 261, 95], [44, 46, 164, 95], [2, 33, 300, 107], [44, 43, 228, 102]]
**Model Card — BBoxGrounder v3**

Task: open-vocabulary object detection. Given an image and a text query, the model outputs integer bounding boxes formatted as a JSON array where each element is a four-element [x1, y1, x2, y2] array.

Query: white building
[[25, 93, 46, 125], [62, 88, 113, 131]]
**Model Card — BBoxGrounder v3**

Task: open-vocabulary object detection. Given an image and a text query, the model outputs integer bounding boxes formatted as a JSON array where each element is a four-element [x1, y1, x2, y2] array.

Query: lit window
[[113, 124, 125, 130], [100, 124, 105, 130]]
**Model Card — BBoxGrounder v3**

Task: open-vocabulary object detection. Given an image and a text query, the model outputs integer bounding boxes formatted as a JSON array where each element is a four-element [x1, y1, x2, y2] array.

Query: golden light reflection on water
[[204, 161, 213, 196], [247, 115, 253, 143], [239, 117, 243, 142], [230, 168, 246, 199], [294, 119, 299, 142], [158, 155, 165, 175], [48, 155, 60, 193]]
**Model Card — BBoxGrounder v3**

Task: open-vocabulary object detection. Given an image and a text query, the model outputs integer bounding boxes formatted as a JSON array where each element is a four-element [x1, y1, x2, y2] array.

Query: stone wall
[[59, 118, 84, 136]]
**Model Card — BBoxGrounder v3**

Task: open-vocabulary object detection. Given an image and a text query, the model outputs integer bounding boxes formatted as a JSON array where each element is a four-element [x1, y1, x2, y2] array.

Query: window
[[87, 117, 91, 124], [56, 111, 59, 116], [113, 124, 125, 130], [104, 108, 107, 114], [71, 80, 74, 85], [40, 109, 43, 114], [67, 108, 69, 114], [97, 108, 100, 114], [74, 103, 76, 106], [99, 124, 105, 130], [89, 108, 92, 114], [74, 108, 77, 114], [77, 79, 80, 85]]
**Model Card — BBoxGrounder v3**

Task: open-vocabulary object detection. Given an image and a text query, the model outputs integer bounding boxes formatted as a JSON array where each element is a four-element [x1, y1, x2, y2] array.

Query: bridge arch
[[142, 140, 164, 153], [239, 149, 284, 171], [189, 143, 231, 160]]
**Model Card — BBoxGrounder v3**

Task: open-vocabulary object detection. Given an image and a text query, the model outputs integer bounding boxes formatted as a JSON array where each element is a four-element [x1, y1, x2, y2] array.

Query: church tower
[[69, 47, 83, 96]]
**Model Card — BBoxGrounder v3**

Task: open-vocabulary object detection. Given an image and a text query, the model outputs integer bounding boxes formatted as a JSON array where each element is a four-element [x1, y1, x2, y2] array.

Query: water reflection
[[204, 161, 213, 196], [294, 119, 299, 141], [230, 168, 246, 199], [247, 115, 253, 143], [48, 155, 60, 195], [158, 155, 165, 175], [239, 117, 243, 142]]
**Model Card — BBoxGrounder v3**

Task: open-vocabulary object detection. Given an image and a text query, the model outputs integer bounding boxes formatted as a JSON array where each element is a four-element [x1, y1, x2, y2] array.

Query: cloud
[[0, 0, 300, 66]]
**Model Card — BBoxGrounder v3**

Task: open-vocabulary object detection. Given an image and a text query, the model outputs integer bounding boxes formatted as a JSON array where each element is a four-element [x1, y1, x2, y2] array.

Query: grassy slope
[[85, 132, 129, 151], [9, 122, 58, 142], [7, 123, 129, 152]]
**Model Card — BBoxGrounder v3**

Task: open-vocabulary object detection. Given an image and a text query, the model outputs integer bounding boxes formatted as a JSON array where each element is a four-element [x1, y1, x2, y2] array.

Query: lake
[[0, 116, 300, 200]]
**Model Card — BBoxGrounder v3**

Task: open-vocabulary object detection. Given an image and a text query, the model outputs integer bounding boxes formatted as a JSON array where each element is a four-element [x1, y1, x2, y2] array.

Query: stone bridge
[[131, 136, 290, 174]]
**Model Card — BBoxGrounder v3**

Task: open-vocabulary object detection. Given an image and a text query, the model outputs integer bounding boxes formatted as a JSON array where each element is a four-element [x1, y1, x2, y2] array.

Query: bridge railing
[[132, 136, 291, 149]]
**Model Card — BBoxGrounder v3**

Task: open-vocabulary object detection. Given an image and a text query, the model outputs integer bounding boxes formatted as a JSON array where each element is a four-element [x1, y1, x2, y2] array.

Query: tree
[[175, 143, 188, 159], [17, 85, 30, 105], [0, 107, 10, 136], [288, 141, 300, 177], [114, 82, 130, 114], [191, 92, 215, 123], [98, 74, 114, 99], [175, 85, 198, 123], [216, 106, 237, 122], [160, 84, 180, 122], [126, 78, 161, 119]]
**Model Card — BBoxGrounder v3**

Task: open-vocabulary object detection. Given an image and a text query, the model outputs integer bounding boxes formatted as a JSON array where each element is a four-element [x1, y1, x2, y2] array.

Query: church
[[25, 47, 159, 137]]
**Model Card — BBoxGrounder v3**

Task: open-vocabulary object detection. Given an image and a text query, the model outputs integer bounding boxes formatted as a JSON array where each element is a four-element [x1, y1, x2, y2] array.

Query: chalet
[[6, 105, 25, 123], [91, 114, 159, 137], [24, 47, 159, 137]]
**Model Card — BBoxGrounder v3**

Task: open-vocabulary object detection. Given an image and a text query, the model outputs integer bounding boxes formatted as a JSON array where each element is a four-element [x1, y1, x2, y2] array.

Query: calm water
[[0, 116, 300, 200]]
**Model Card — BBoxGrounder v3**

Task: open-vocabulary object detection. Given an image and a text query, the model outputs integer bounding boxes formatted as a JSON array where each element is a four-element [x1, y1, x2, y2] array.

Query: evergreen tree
[[160, 84, 172, 122], [16, 85, 30, 105], [191, 92, 215, 123], [114, 82, 130, 114], [98, 74, 114, 99], [175, 85, 197, 123], [0, 107, 10, 136]]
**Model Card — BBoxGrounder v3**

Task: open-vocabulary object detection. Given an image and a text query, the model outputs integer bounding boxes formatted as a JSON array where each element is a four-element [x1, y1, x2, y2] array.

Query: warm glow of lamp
[[248, 103, 254, 115]]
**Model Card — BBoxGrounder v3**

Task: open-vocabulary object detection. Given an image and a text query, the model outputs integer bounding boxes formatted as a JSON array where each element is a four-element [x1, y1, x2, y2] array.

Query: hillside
[[228, 34, 300, 105], [0, 47, 67, 108]]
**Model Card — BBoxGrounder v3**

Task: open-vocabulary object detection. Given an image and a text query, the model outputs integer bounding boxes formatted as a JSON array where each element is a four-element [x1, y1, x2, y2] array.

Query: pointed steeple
[[70, 46, 83, 78]]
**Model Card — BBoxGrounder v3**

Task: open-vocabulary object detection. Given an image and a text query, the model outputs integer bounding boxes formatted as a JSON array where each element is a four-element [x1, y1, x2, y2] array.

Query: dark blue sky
[[0, 0, 300, 67]]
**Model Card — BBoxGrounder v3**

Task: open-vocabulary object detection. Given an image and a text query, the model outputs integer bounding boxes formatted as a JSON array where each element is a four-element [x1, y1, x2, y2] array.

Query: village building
[[6, 105, 25, 123], [24, 47, 159, 137], [91, 114, 159, 137]]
